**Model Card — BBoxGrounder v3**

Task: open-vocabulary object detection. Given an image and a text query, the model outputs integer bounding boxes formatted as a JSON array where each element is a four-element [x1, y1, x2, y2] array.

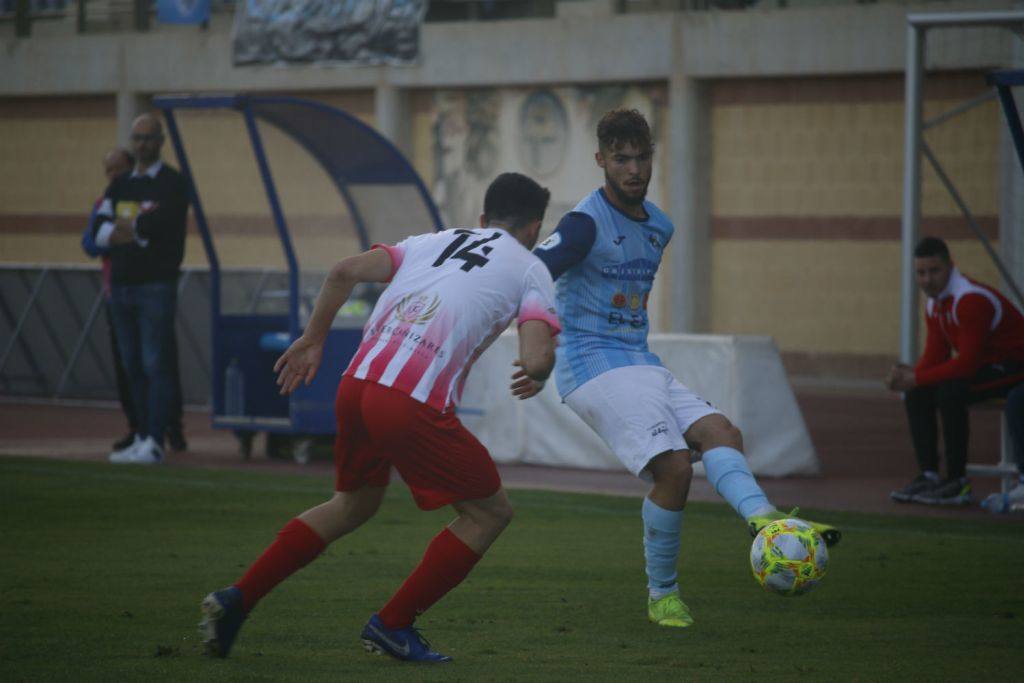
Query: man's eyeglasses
[[131, 133, 162, 143]]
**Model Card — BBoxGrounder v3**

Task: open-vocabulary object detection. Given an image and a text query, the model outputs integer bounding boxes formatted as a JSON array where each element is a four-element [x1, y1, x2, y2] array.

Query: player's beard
[[606, 173, 648, 207]]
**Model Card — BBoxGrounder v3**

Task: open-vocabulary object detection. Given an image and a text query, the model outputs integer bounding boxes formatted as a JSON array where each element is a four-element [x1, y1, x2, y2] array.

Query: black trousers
[[905, 363, 1024, 480], [105, 300, 183, 438]]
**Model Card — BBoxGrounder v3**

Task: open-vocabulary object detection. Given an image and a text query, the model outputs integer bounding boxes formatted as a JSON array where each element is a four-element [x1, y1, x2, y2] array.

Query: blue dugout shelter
[[153, 94, 443, 441]]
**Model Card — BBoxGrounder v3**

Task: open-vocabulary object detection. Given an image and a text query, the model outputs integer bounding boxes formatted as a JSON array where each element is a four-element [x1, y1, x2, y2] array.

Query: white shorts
[[564, 365, 722, 481]]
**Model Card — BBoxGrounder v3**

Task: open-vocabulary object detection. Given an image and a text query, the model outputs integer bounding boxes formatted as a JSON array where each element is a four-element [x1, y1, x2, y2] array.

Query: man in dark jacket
[[82, 147, 188, 454], [92, 113, 189, 464]]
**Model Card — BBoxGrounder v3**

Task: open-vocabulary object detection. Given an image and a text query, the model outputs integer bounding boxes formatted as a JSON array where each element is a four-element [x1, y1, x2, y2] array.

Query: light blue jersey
[[534, 188, 673, 397]]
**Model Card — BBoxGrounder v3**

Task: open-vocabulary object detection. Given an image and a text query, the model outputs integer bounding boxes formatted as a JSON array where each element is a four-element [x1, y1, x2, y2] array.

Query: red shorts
[[333, 375, 501, 510]]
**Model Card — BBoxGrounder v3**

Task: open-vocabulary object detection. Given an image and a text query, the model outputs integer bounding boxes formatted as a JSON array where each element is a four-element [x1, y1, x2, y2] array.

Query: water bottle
[[225, 358, 245, 417]]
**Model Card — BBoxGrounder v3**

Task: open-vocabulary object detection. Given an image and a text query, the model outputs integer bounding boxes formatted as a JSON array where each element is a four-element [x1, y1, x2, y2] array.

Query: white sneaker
[[109, 434, 143, 463], [981, 483, 1024, 514], [111, 436, 164, 465]]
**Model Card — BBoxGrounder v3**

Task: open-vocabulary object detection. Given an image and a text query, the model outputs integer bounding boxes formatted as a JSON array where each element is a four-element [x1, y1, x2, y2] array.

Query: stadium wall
[[708, 71, 1003, 378], [0, 0, 1018, 383]]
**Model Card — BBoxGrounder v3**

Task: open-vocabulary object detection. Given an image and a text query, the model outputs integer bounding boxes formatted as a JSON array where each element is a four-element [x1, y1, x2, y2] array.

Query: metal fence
[[0, 265, 295, 406]]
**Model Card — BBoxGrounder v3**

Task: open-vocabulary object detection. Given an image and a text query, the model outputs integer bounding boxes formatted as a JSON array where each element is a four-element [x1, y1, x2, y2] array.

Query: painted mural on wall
[[431, 84, 667, 231], [429, 83, 668, 330]]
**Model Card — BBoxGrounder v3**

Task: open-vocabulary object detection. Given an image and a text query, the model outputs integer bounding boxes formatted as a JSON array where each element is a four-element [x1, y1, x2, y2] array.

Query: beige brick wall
[[708, 73, 1003, 361]]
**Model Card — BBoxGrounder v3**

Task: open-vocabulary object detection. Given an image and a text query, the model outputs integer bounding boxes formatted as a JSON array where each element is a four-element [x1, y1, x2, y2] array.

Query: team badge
[[536, 233, 561, 251], [648, 235, 662, 249], [395, 293, 441, 324], [630, 294, 641, 310], [612, 292, 627, 308]]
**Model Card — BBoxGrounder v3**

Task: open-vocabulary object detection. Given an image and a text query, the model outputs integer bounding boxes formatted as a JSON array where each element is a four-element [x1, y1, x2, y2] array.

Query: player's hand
[[884, 365, 897, 391], [510, 360, 545, 400], [274, 335, 323, 395], [888, 363, 916, 392]]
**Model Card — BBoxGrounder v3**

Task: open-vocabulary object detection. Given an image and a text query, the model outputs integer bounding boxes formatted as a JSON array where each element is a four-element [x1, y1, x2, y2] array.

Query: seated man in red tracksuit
[[887, 237, 1024, 505]]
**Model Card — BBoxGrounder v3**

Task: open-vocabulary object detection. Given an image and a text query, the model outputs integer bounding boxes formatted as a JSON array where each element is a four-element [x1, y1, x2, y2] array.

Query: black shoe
[[167, 430, 187, 453], [890, 473, 938, 503], [912, 478, 972, 505], [199, 587, 246, 658], [112, 432, 136, 451]]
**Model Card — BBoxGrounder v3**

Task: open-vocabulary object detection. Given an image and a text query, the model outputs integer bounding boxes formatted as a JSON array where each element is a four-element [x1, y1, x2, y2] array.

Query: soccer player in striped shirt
[[200, 173, 560, 663], [533, 109, 840, 629]]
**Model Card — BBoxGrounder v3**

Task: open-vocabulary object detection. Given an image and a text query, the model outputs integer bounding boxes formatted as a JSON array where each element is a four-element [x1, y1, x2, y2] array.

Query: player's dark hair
[[483, 172, 551, 231], [914, 236, 951, 261], [597, 108, 653, 154]]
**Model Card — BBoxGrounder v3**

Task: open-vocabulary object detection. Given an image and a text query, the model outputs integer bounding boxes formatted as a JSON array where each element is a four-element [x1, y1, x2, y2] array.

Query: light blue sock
[[703, 446, 773, 520], [642, 497, 683, 598]]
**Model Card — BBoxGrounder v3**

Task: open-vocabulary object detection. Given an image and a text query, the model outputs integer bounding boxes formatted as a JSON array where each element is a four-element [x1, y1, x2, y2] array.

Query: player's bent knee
[[454, 493, 514, 534], [724, 423, 744, 451], [649, 451, 693, 487], [490, 502, 514, 531]]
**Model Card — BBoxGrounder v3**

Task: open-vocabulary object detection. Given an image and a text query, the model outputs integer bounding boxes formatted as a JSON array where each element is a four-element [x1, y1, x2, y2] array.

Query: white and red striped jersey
[[344, 227, 561, 412]]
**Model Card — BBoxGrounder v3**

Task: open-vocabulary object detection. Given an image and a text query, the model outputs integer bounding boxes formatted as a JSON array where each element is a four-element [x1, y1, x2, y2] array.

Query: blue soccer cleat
[[199, 587, 247, 658], [360, 613, 452, 663]]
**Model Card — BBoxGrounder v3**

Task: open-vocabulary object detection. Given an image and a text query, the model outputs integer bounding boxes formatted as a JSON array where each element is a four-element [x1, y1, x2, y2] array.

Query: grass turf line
[[1, 457, 1021, 681]]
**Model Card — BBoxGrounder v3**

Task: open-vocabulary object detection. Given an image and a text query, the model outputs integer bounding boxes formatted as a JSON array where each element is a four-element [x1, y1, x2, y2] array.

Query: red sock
[[378, 528, 481, 630], [234, 518, 326, 613]]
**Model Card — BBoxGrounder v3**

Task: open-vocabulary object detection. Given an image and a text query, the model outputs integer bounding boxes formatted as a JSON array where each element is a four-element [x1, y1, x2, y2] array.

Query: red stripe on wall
[[711, 215, 999, 241], [711, 71, 992, 106], [0, 213, 355, 237]]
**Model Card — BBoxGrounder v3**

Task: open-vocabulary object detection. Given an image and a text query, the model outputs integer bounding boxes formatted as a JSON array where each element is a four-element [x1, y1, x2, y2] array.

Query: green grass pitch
[[1, 457, 1021, 681]]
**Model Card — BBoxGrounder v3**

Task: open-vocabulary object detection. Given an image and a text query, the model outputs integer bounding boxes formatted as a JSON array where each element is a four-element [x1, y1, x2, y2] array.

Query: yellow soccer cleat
[[747, 507, 842, 548], [647, 592, 694, 628]]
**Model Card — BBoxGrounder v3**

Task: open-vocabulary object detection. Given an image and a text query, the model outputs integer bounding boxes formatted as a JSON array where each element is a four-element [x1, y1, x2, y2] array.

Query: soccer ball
[[750, 518, 828, 596]]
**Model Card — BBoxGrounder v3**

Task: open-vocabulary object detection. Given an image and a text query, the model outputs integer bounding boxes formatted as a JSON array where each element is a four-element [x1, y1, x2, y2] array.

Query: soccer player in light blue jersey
[[530, 109, 840, 628]]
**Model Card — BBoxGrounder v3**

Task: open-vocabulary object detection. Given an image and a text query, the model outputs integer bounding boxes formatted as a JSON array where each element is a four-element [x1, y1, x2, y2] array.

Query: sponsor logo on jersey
[[649, 421, 668, 437], [648, 235, 663, 250], [366, 321, 447, 360], [630, 294, 641, 310], [612, 292, 627, 308], [613, 235, 626, 245], [600, 259, 657, 282], [395, 293, 441, 324]]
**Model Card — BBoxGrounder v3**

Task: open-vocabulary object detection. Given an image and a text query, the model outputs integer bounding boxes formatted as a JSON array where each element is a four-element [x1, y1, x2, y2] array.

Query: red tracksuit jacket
[[915, 268, 1024, 386]]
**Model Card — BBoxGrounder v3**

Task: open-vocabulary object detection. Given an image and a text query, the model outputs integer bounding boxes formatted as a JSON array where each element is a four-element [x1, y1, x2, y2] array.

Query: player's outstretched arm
[[274, 248, 392, 395]]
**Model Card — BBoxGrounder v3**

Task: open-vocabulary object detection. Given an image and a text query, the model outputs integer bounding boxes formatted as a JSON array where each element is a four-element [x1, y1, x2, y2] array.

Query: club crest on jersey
[[612, 292, 627, 308], [395, 293, 441, 325], [648, 235, 663, 249], [630, 294, 641, 310], [536, 233, 561, 251]]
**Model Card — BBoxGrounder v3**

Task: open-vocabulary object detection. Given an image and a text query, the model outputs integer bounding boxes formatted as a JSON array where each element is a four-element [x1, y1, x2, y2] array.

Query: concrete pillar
[[666, 17, 711, 333], [374, 80, 412, 159], [116, 90, 149, 148]]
